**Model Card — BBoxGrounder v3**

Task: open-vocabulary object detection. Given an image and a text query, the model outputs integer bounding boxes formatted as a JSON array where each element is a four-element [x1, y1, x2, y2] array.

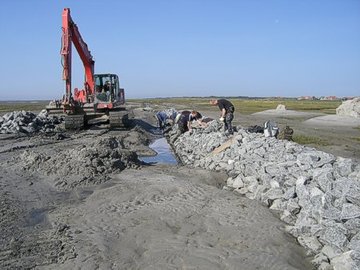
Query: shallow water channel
[[139, 137, 178, 165]]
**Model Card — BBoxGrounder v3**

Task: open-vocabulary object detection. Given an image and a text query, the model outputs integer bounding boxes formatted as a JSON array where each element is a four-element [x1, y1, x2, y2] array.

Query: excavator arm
[[61, 8, 95, 105]]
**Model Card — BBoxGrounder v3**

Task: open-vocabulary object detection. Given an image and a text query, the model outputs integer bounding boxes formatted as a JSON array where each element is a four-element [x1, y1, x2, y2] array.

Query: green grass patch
[[293, 134, 330, 146], [0, 101, 49, 114], [129, 97, 341, 115], [221, 99, 340, 114], [351, 137, 360, 142], [1, 97, 341, 116]]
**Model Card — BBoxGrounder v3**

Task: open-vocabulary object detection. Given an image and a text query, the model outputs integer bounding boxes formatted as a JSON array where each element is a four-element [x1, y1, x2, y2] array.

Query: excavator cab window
[[94, 74, 119, 103], [95, 77, 102, 93]]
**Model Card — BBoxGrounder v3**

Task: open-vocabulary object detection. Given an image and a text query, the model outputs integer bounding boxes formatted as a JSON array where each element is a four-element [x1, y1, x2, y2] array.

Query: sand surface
[[3, 104, 359, 269], [304, 114, 360, 127], [244, 110, 359, 162], [0, 108, 315, 269], [41, 166, 312, 270]]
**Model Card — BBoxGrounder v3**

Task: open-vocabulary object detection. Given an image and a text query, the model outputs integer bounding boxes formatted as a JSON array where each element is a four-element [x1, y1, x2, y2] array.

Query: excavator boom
[[61, 8, 95, 104]]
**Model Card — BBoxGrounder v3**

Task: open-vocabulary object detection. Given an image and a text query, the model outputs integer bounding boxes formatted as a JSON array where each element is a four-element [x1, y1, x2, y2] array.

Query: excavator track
[[109, 111, 129, 128], [64, 114, 85, 130]]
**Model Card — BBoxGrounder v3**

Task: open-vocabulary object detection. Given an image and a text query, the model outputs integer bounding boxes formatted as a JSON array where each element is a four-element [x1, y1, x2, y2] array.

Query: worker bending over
[[187, 110, 203, 133], [175, 110, 191, 133], [210, 99, 235, 135], [155, 108, 178, 129], [175, 110, 212, 134]]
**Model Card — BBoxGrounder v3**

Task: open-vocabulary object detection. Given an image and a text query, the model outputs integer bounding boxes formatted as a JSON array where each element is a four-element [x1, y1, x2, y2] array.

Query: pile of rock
[[167, 121, 360, 269], [276, 104, 287, 111], [0, 110, 64, 134], [336, 97, 360, 118], [19, 136, 140, 189]]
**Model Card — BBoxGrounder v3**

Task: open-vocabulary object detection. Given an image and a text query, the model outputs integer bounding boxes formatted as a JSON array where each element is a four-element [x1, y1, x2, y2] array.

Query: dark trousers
[[178, 116, 189, 133], [225, 112, 233, 133]]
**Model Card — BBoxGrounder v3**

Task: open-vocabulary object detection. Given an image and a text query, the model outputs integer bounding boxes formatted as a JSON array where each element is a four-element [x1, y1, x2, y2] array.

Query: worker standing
[[210, 99, 235, 135]]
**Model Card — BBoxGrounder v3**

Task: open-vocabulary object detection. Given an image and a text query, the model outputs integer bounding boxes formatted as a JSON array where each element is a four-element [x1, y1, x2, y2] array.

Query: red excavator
[[46, 8, 129, 129]]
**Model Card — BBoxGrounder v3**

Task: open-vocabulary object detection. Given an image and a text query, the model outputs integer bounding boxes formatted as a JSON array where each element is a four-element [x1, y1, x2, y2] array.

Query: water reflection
[[139, 137, 178, 165]]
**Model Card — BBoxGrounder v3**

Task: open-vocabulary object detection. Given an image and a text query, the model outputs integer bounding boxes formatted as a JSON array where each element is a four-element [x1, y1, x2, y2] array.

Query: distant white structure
[[276, 104, 286, 111], [336, 97, 360, 118]]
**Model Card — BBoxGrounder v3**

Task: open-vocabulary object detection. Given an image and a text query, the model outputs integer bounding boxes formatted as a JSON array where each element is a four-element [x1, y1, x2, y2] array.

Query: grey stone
[[321, 205, 341, 221], [297, 236, 323, 255], [330, 177, 350, 199], [318, 262, 333, 270], [315, 152, 336, 167], [333, 157, 356, 178], [283, 186, 296, 200], [269, 179, 280, 189], [311, 224, 325, 237], [269, 198, 285, 211], [264, 163, 288, 177], [231, 175, 244, 189], [322, 245, 343, 260], [234, 187, 248, 195], [296, 151, 319, 164], [311, 251, 330, 266], [244, 161, 263, 176], [319, 226, 349, 250], [331, 250, 360, 270], [247, 180, 259, 193], [314, 168, 334, 192], [261, 188, 284, 205], [345, 181, 360, 207], [341, 203, 360, 220], [311, 252, 330, 267], [283, 176, 298, 188], [280, 210, 297, 225], [344, 219, 360, 236], [286, 199, 301, 215], [226, 177, 235, 187], [349, 232, 360, 252]]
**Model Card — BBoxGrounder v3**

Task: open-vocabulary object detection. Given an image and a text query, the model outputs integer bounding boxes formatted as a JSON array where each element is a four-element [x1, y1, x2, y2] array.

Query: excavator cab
[[94, 74, 124, 104]]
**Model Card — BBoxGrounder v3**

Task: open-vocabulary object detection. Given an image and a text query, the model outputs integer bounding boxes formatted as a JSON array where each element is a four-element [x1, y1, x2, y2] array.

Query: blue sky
[[0, 0, 359, 100]]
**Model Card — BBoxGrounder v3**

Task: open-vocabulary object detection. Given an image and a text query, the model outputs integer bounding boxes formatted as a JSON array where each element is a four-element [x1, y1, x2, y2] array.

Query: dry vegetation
[[0, 101, 49, 114], [130, 97, 341, 114], [0, 98, 341, 115]]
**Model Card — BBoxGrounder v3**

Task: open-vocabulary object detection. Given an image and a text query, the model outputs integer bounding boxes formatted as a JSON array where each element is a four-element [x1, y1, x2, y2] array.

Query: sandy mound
[[19, 136, 141, 189], [304, 114, 360, 127], [250, 103, 318, 117], [252, 109, 317, 117], [336, 97, 360, 118]]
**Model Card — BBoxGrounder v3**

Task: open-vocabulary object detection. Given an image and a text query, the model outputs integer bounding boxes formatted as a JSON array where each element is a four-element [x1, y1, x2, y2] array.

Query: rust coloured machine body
[[47, 8, 129, 129]]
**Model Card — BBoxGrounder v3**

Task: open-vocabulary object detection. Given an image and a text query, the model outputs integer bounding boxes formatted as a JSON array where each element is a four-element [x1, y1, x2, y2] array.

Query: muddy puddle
[[139, 137, 178, 165]]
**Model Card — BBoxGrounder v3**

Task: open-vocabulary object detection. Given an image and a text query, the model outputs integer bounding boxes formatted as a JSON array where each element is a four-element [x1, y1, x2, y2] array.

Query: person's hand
[[219, 117, 224, 122]]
